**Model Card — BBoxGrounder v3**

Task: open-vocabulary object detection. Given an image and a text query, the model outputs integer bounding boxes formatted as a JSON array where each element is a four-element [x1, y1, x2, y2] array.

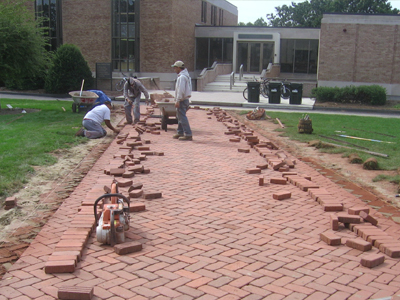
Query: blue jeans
[[82, 119, 106, 139], [176, 99, 192, 136], [124, 96, 141, 123]]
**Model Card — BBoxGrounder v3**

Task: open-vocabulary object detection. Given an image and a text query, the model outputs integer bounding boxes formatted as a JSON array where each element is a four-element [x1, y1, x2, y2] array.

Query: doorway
[[237, 42, 274, 73]]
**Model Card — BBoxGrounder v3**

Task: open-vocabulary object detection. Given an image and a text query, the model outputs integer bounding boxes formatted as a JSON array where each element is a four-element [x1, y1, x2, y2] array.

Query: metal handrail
[[239, 64, 243, 81], [230, 72, 235, 90]]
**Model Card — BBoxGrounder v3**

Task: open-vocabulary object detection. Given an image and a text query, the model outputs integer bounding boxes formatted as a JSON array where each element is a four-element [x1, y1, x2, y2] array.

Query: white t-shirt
[[84, 104, 110, 124]]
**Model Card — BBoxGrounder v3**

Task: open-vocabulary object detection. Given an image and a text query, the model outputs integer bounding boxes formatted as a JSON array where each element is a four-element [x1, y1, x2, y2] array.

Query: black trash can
[[268, 81, 281, 104], [290, 83, 303, 105], [247, 82, 260, 103]]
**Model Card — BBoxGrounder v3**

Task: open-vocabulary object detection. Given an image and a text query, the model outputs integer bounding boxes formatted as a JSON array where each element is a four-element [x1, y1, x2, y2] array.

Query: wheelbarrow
[[156, 100, 178, 131], [69, 91, 99, 113]]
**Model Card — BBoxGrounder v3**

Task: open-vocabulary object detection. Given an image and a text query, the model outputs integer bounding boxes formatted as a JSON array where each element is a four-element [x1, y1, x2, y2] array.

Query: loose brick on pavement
[[58, 286, 93, 300], [320, 231, 341, 246], [360, 254, 385, 268]]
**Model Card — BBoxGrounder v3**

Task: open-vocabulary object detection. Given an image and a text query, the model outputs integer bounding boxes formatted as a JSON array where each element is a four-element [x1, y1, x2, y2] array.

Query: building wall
[[62, 0, 112, 71], [140, 0, 237, 73], [318, 14, 400, 97]]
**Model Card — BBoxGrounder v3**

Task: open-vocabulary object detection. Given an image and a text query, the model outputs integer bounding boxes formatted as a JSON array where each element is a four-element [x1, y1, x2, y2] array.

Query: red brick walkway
[[1, 107, 400, 300]]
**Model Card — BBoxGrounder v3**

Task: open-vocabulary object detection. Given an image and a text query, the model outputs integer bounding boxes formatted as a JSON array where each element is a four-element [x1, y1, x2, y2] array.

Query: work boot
[[75, 128, 85, 137], [173, 134, 183, 139], [178, 136, 193, 141]]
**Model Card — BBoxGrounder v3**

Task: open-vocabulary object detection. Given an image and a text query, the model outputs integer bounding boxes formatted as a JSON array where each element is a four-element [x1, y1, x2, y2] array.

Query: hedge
[[311, 85, 386, 106]]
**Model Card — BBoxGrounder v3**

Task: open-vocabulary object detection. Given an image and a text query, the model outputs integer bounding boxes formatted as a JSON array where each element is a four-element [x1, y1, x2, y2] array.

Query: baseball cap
[[171, 61, 185, 68]]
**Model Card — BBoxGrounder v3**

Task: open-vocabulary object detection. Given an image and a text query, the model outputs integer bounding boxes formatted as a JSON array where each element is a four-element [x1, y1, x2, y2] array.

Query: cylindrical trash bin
[[247, 82, 260, 103], [268, 81, 281, 104], [290, 83, 303, 105]]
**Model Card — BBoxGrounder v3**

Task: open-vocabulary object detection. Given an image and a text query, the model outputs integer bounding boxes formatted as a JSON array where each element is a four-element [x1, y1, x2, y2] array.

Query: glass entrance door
[[237, 42, 274, 73]]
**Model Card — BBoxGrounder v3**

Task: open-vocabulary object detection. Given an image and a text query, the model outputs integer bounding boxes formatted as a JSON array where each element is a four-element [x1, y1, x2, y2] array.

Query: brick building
[[23, 2, 400, 98], [318, 14, 400, 99], [33, 0, 238, 90]]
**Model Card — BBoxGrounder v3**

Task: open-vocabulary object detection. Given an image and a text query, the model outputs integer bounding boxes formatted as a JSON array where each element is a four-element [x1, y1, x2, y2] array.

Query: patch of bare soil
[[229, 111, 400, 209], [0, 107, 125, 278]]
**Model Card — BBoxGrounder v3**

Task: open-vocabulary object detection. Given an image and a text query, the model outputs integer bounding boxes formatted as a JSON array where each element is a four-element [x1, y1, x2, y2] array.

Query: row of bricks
[[45, 128, 156, 274], [222, 113, 400, 268]]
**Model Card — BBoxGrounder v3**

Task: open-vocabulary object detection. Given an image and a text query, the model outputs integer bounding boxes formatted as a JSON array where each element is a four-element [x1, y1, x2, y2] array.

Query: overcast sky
[[227, 0, 400, 24]]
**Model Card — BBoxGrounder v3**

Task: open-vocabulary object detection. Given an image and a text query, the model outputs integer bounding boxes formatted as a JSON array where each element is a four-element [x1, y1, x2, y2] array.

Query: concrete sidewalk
[[1, 105, 400, 300], [2, 90, 400, 118]]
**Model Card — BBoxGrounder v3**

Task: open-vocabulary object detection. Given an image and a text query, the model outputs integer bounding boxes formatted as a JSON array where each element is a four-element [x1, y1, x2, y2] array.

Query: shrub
[[312, 85, 386, 105], [45, 44, 94, 94]]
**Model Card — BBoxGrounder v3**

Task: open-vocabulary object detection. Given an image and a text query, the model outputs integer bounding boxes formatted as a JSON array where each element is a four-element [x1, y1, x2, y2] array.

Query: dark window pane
[[196, 38, 209, 70], [223, 38, 233, 63], [309, 40, 318, 74], [262, 42, 274, 69], [112, 0, 136, 71], [280, 39, 294, 73], [237, 43, 248, 72], [210, 38, 223, 63]]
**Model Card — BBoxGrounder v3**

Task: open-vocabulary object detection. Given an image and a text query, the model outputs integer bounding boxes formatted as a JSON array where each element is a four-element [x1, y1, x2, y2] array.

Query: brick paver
[[1, 106, 400, 299]]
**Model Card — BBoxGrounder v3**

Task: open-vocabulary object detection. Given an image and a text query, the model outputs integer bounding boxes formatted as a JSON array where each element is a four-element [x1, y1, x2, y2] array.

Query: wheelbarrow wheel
[[72, 103, 77, 113]]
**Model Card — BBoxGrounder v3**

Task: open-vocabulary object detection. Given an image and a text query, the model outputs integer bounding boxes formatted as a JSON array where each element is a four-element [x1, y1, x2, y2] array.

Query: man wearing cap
[[171, 60, 192, 141], [123, 77, 150, 124], [75, 101, 120, 138]]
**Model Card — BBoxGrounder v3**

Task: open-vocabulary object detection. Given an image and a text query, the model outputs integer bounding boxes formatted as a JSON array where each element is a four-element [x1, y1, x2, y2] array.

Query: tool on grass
[[94, 181, 130, 246], [318, 135, 369, 150], [337, 134, 395, 144], [343, 126, 396, 138]]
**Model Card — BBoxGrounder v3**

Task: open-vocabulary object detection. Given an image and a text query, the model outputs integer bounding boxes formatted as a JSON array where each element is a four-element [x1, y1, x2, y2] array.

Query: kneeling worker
[[76, 100, 120, 138]]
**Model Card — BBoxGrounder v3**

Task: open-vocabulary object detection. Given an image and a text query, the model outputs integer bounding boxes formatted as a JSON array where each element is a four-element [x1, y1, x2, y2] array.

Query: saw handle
[[94, 193, 130, 226]]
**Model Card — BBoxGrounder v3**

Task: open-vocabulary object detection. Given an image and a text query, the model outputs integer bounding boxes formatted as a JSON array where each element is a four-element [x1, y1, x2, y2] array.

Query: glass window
[[35, 0, 62, 51], [262, 43, 274, 69], [223, 38, 233, 63], [309, 40, 318, 74], [219, 9, 223, 26], [211, 5, 217, 26], [112, 0, 136, 72], [201, 1, 207, 23], [196, 38, 233, 70], [196, 38, 209, 70], [280, 39, 294, 73], [280, 39, 318, 74], [210, 38, 223, 64]]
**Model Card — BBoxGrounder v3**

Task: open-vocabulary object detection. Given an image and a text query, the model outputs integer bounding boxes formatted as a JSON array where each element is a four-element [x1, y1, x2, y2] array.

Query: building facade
[[31, 0, 238, 90], [23, 2, 400, 97], [318, 13, 400, 99]]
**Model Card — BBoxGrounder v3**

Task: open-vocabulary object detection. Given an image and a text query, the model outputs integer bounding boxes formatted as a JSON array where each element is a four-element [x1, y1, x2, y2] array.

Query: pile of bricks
[[45, 120, 169, 274], [319, 204, 400, 268], [216, 110, 400, 270]]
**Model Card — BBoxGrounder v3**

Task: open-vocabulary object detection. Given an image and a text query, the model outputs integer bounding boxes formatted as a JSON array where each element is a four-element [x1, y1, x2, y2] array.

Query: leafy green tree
[[45, 44, 94, 94], [0, 0, 50, 89], [267, 0, 399, 28]]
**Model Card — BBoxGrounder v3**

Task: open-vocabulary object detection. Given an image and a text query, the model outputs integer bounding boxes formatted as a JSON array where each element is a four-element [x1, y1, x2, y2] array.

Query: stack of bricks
[[4, 196, 17, 210], [308, 187, 344, 212], [320, 204, 400, 268]]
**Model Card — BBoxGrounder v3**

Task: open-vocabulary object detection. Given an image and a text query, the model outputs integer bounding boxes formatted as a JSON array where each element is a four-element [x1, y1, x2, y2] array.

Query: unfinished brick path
[[1, 107, 400, 300]]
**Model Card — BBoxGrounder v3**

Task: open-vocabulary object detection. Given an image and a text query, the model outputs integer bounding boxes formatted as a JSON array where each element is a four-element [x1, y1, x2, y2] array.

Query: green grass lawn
[[238, 110, 400, 172], [0, 99, 88, 199], [1, 99, 399, 200]]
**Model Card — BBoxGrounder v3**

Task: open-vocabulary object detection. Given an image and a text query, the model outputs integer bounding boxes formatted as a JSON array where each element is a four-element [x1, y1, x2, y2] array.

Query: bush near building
[[45, 44, 94, 94], [312, 85, 386, 105]]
